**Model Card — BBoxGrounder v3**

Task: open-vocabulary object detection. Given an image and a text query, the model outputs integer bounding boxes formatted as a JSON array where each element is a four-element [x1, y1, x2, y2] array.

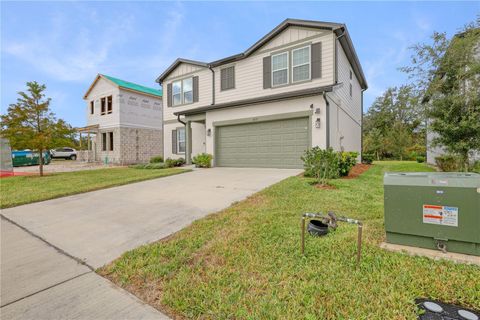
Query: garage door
[[215, 117, 309, 168]]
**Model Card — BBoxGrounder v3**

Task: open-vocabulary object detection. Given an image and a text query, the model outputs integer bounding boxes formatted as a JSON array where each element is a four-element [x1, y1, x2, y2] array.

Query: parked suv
[[50, 147, 77, 160]]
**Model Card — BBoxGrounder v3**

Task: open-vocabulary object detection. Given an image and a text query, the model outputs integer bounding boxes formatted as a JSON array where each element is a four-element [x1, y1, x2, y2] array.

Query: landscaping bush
[[416, 156, 425, 163], [435, 155, 461, 172], [192, 153, 213, 168], [338, 151, 358, 176], [362, 153, 374, 164], [129, 163, 166, 169], [149, 155, 164, 163], [301, 147, 339, 185], [165, 157, 185, 168]]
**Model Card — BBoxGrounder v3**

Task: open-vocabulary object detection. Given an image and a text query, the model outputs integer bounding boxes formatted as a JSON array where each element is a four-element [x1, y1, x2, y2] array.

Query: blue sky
[[1, 1, 478, 127]]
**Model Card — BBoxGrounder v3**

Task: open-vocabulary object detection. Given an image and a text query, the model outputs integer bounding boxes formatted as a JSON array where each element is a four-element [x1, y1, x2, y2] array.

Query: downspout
[[177, 114, 186, 125], [322, 92, 330, 149], [209, 65, 215, 105], [334, 26, 346, 85], [361, 88, 366, 162]]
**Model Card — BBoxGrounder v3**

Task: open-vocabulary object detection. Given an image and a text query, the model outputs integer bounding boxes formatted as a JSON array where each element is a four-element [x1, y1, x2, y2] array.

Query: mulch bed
[[341, 163, 372, 179]]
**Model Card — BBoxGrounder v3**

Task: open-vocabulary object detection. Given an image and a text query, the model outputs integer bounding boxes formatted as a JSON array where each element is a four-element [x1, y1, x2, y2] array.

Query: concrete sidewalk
[[1, 168, 300, 319], [0, 218, 168, 319]]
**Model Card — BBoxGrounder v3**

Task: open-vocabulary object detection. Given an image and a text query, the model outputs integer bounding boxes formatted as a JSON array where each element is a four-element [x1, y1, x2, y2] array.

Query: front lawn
[[100, 161, 480, 319], [0, 167, 189, 208]]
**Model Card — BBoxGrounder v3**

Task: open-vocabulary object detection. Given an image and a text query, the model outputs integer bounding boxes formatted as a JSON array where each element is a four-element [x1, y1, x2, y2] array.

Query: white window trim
[[172, 78, 194, 107], [292, 45, 311, 83], [271, 51, 289, 87], [177, 127, 186, 154]]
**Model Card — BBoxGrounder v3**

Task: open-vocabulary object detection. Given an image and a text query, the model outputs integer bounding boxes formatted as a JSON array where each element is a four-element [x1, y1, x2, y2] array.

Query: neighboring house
[[80, 74, 163, 164], [157, 18, 367, 168], [426, 29, 480, 165]]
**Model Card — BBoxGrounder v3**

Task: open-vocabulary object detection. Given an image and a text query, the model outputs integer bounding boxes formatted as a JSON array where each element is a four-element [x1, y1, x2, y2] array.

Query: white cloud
[[2, 7, 134, 82]]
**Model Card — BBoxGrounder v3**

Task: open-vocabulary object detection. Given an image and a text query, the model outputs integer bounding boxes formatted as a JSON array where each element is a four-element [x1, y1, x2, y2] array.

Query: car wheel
[[70, 155, 77, 160]]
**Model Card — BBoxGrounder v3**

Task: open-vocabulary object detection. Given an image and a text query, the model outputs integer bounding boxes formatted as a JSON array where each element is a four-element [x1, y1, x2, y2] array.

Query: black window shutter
[[221, 68, 226, 91], [311, 42, 322, 79], [263, 56, 271, 89], [172, 129, 177, 154], [167, 83, 172, 107], [193, 76, 199, 102]]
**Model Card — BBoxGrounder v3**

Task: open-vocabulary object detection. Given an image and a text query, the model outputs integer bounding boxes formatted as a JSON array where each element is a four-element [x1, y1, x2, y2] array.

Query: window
[[177, 127, 185, 153], [349, 70, 353, 80], [221, 66, 235, 90], [101, 97, 106, 115], [172, 78, 194, 106], [109, 132, 114, 151], [102, 133, 107, 151], [172, 80, 182, 106], [349, 83, 353, 97], [107, 96, 112, 114], [90, 101, 94, 114], [292, 46, 310, 82], [271, 52, 289, 86], [183, 78, 193, 104]]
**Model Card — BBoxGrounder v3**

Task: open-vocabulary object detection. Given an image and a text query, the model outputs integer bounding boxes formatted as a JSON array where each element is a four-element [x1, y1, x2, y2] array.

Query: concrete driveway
[[1, 167, 300, 319]]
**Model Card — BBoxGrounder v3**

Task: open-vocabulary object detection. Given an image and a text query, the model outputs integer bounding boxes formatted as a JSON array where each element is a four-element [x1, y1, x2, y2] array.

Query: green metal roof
[[101, 74, 162, 97]]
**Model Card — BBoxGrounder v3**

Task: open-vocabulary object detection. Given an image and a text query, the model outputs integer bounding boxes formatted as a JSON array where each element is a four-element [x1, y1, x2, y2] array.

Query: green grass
[[100, 161, 480, 319], [0, 167, 189, 208]]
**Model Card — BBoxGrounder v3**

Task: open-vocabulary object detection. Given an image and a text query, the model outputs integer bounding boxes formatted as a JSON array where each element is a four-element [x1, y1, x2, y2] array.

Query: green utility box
[[384, 172, 480, 256]]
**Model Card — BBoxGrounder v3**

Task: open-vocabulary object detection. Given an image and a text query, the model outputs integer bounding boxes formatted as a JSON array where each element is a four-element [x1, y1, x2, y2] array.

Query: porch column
[[186, 120, 192, 165]]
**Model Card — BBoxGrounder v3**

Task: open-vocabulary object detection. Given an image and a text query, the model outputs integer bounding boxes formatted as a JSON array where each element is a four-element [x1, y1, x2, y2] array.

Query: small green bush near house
[[130, 163, 166, 169], [165, 157, 185, 168], [301, 147, 339, 185], [338, 151, 358, 176], [149, 155, 164, 163], [471, 160, 480, 173], [416, 156, 425, 163], [192, 153, 213, 168], [435, 155, 462, 171], [362, 153, 374, 164]]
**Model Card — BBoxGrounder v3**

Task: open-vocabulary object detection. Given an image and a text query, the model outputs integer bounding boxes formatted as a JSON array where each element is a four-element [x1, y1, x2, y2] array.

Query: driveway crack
[[1, 214, 95, 271]]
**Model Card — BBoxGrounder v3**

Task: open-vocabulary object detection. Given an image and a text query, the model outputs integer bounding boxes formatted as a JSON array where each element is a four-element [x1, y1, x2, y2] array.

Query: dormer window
[[272, 52, 289, 87], [292, 46, 311, 82]]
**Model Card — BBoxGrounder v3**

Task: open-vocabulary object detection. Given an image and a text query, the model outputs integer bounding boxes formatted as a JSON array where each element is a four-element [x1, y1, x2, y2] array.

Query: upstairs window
[[292, 46, 310, 82], [172, 78, 195, 106], [271, 52, 289, 86], [221, 66, 235, 91], [101, 97, 106, 115], [90, 101, 94, 114], [107, 96, 112, 114], [183, 78, 193, 104]]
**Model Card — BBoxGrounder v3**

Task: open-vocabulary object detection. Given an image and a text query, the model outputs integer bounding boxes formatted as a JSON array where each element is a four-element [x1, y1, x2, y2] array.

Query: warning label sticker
[[423, 205, 458, 227]]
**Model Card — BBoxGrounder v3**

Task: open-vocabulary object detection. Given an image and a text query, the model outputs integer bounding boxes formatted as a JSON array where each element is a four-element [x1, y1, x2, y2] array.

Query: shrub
[[338, 151, 358, 176], [129, 163, 166, 169], [471, 160, 480, 173], [362, 154, 374, 165], [435, 155, 461, 172], [165, 157, 185, 168], [192, 153, 213, 168], [416, 156, 425, 163], [301, 147, 339, 185], [149, 155, 164, 163]]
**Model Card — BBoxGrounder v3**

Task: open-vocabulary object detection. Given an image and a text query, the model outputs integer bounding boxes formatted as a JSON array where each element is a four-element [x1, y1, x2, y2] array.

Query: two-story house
[[157, 19, 367, 168], [81, 74, 163, 164]]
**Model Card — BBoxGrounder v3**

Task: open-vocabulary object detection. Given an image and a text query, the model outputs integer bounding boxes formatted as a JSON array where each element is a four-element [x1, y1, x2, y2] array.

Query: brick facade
[[92, 127, 163, 165]]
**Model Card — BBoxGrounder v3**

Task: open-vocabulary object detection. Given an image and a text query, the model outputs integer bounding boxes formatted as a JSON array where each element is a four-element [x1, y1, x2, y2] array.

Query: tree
[[363, 85, 424, 159], [1, 81, 75, 176], [402, 18, 480, 170]]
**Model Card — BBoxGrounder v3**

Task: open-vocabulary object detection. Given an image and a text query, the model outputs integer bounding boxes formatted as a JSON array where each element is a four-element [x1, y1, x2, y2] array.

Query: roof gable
[[84, 74, 162, 99], [157, 18, 367, 89]]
